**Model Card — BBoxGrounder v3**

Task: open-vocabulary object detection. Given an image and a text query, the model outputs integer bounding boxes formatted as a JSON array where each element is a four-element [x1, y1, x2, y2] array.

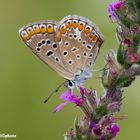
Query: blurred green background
[[0, 0, 140, 139]]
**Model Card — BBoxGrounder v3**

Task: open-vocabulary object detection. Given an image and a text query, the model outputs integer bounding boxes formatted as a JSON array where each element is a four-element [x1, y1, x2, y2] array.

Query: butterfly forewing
[[19, 21, 74, 80], [57, 15, 104, 75]]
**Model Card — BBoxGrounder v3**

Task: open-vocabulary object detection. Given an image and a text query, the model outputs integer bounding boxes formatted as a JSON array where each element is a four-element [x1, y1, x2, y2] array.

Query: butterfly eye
[[39, 24, 47, 33], [20, 30, 30, 41], [26, 27, 34, 37], [73, 20, 78, 28], [47, 24, 54, 33], [33, 25, 40, 33], [68, 80, 75, 89]]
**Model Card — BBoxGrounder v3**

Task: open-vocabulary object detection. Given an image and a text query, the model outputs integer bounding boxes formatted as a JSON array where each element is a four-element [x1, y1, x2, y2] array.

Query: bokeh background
[[0, 0, 140, 139]]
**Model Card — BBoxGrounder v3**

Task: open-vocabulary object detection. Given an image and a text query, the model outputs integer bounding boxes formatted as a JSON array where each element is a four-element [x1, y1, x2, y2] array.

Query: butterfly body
[[19, 15, 104, 88]]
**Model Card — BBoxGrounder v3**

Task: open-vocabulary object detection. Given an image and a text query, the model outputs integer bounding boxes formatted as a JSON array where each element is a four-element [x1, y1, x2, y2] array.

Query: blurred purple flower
[[108, 1, 123, 20], [55, 88, 83, 112], [91, 115, 120, 139], [79, 86, 86, 96], [110, 124, 120, 138], [92, 123, 102, 136]]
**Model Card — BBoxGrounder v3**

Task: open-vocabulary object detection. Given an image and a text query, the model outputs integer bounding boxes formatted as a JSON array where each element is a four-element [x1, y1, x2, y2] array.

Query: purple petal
[[108, 1, 123, 20], [59, 88, 73, 100], [59, 89, 83, 105], [54, 102, 68, 112], [111, 124, 120, 138], [91, 122, 97, 129], [79, 86, 86, 96]]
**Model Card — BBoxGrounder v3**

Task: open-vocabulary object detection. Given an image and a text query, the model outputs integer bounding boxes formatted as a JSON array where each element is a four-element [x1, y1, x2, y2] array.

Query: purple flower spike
[[55, 89, 83, 112], [108, 1, 123, 20], [111, 124, 120, 138]]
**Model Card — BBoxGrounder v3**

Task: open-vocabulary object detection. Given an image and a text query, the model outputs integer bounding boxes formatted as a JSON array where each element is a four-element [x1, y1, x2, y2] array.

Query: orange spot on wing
[[60, 27, 66, 34], [28, 30, 34, 37], [90, 33, 98, 41], [92, 35, 98, 41], [73, 22, 78, 28], [84, 28, 92, 34], [78, 24, 85, 31], [66, 22, 72, 28], [47, 26, 54, 33], [23, 35, 30, 41], [40, 25, 47, 33], [21, 30, 30, 41], [34, 27, 41, 34]]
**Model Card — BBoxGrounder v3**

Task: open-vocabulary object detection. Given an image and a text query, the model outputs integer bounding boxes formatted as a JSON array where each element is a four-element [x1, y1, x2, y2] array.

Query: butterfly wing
[[19, 21, 74, 80], [56, 15, 104, 76]]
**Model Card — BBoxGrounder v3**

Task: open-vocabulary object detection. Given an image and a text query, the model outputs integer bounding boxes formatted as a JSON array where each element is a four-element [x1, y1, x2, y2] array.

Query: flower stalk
[[61, 0, 140, 139]]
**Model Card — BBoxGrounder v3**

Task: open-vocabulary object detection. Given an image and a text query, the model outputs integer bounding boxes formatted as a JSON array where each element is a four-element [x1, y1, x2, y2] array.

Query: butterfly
[[19, 15, 104, 102]]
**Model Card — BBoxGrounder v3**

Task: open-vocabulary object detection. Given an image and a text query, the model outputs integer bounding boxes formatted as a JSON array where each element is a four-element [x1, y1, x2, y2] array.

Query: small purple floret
[[111, 124, 120, 138], [108, 1, 123, 20], [79, 86, 86, 96], [55, 89, 83, 112]]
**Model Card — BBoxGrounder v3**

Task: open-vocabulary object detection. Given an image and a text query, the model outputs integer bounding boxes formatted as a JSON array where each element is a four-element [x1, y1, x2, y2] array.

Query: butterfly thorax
[[68, 67, 93, 88]]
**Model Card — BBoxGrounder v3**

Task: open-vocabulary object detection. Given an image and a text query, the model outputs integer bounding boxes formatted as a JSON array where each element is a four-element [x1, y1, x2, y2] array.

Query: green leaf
[[136, 9, 140, 24], [120, 18, 131, 28], [115, 76, 133, 87], [101, 76, 110, 89], [74, 117, 82, 140], [117, 44, 125, 65], [133, 34, 140, 45], [95, 105, 108, 117], [134, 0, 140, 9]]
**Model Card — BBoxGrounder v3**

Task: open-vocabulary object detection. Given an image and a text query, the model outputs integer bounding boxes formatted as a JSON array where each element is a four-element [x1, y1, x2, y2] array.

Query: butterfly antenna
[[44, 81, 67, 103]]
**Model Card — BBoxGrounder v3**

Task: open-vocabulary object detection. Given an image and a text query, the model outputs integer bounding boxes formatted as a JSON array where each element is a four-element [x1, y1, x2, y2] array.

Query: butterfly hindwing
[[19, 21, 74, 80]]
